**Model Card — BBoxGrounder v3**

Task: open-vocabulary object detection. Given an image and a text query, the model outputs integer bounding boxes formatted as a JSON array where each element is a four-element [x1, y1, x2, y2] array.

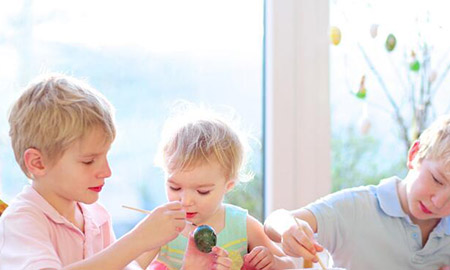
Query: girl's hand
[[134, 201, 186, 251], [280, 219, 323, 262], [182, 231, 232, 270], [242, 246, 274, 270]]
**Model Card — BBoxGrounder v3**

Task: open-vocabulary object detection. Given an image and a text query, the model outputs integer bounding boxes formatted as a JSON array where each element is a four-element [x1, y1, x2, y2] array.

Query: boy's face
[[405, 158, 450, 222], [34, 127, 112, 207], [165, 160, 234, 226]]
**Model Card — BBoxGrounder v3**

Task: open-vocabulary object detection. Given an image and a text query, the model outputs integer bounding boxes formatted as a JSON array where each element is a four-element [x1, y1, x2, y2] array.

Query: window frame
[[264, 0, 331, 214]]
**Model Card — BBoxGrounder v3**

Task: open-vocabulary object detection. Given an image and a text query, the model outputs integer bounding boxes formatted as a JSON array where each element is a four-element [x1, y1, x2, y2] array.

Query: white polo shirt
[[306, 177, 450, 270]]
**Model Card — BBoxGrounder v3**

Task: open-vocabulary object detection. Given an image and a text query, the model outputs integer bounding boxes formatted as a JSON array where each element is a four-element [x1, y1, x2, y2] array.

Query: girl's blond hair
[[155, 105, 252, 182], [8, 73, 116, 177]]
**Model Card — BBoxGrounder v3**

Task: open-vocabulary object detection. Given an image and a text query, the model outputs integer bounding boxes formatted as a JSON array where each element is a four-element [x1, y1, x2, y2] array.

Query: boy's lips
[[419, 201, 432, 214], [88, 185, 104, 193]]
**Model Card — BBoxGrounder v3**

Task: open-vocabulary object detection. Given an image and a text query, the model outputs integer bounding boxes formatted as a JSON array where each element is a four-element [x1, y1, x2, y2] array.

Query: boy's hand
[[182, 231, 232, 270], [135, 201, 186, 251], [280, 219, 323, 262], [242, 246, 274, 270]]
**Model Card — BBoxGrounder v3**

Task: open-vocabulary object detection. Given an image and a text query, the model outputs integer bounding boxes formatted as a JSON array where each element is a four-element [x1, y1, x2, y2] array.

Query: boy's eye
[[197, 190, 211, 195], [82, 160, 94, 165], [433, 175, 443, 185], [169, 186, 181, 191]]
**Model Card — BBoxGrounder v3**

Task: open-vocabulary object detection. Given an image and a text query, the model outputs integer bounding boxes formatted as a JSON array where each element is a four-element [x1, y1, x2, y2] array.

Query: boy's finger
[[292, 232, 316, 254], [166, 201, 183, 210], [314, 242, 324, 252]]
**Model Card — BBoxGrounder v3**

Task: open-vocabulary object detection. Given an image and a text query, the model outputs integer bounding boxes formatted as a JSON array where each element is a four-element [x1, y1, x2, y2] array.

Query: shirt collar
[[377, 176, 406, 218], [376, 177, 450, 235], [21, 185, 108, 229]]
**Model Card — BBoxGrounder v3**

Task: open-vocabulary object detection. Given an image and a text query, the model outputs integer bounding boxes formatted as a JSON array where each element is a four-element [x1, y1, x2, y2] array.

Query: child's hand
[[280, 219, 323, 262], [242, 246, 274, 270], [440, 266, 450, 270], [135, 201, 186, 251], [182, 230, 232, 270]]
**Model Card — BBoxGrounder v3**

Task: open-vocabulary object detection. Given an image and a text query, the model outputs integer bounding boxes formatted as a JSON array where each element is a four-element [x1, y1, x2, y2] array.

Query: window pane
[[0, 0, 263, 237], [330, 0, 450, 191]]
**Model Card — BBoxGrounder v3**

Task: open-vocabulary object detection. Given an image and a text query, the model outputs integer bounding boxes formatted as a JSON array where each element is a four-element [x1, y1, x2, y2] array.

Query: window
[[0, 0, 263, 237], [329, 0, 450, 190]]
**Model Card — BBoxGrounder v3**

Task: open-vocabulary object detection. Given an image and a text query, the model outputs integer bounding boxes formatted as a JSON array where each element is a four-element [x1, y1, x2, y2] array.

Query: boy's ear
[[23, 148, 47, 178], [225, 180, 236, 192], [407, 140, 420, 169]]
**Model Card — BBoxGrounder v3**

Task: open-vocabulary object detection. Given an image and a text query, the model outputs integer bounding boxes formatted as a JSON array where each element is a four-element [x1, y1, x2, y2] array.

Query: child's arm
[[62, 201, 185, 270], [135, 248, 160, 269], [263, 208, 323, 262], [244, 215, 296, 270]]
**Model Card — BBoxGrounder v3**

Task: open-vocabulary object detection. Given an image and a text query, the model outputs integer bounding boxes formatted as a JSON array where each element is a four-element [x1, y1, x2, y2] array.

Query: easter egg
[[370, 24, 378, 38], [410, 60, 420, 71], [385, 34, 396, 52], [193, 225, 217, 253], [330, 26, 342, 46]]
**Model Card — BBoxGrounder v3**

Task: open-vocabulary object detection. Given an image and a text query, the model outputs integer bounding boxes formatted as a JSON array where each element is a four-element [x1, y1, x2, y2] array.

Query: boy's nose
[[431, 192, 450, 209], [99, 159, 112, 178]]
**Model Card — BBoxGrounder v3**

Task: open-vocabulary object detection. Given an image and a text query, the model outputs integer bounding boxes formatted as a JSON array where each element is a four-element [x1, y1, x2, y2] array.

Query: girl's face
[[165, 160, 234, 226]]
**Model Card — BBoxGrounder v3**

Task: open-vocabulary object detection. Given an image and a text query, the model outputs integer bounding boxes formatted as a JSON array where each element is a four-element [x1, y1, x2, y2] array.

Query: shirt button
[[412, 233, 418, 239]]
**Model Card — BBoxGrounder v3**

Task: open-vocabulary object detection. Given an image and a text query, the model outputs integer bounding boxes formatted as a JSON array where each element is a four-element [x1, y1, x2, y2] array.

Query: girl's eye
[[197, 190, 211, 195], [170, 186, 181, 191], [82, 160, 94, 165]]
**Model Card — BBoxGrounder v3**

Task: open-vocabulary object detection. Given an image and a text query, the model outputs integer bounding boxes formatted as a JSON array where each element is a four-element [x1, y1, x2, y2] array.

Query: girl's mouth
[[186, 212, 197, 219], [88, 185, 103, 193], [419, 201, 432, 214]]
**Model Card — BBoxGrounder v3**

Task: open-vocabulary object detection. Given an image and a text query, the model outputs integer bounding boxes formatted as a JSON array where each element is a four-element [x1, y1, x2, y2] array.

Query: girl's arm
[[246, 215, 296, 269], [135, 248, 161, 269]]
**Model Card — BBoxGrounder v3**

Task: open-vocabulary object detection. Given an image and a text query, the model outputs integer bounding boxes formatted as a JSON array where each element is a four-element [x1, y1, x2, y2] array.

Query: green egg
[[385, 34, 396, 52], [193, 225, 217, 253], [410, 60, 420, 71]]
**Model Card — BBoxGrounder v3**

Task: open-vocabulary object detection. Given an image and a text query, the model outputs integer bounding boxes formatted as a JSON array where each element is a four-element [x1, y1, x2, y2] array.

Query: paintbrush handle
[[122, 205, 152, 214]]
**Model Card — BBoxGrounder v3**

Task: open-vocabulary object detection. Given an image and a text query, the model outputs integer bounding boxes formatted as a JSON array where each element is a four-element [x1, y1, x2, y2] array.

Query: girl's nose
[[180, 191, 194, 207]]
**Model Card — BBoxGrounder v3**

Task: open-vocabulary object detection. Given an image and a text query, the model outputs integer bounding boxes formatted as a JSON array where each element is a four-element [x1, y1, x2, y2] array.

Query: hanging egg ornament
[[385, 34, 396, 52], [330, 26, 342, 46], [429, 70, 437, 83], [409, 51, 420, 72], [356, 75, 367, 99], [359, 115, 372, 135], [370, 24, 378, 38]]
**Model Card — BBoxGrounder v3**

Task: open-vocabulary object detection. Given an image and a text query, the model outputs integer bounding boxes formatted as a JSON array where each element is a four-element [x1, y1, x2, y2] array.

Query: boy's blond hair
[[155, 106, 251, 182], [8, 73, 116, 178], [414, 114, 450, 169]]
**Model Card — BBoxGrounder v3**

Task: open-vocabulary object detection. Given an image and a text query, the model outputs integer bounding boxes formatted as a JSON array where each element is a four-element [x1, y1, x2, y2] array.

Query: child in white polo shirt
[[265, 115, 450, 270]]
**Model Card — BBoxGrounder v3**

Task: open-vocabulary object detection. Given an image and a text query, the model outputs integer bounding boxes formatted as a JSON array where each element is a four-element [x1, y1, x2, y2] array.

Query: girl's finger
[[245, 247, 262, 264]]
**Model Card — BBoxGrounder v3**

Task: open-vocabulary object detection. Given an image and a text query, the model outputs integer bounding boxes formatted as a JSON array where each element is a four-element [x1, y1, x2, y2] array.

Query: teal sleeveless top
[[155, 204, 248, 270]]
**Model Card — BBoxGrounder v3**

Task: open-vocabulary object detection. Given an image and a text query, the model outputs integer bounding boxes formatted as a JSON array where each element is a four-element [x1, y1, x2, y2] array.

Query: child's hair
[[155, 104, 252, 182], [8, 73, 116, 178], [413, 114, 450, 169]]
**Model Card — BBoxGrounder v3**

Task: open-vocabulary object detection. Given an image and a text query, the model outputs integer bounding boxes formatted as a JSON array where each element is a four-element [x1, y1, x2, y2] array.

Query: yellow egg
[[330, 26, 342, 46]]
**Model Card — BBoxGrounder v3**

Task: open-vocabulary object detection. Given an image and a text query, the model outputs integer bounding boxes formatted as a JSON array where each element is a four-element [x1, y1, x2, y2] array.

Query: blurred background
[[0, 0, 449, 237]]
